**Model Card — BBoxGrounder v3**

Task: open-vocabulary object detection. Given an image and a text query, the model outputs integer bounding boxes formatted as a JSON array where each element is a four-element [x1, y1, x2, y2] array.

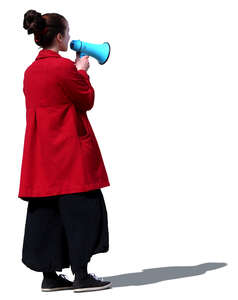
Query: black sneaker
[[73, 273, 112, 293], [41, 274, 74, 292]]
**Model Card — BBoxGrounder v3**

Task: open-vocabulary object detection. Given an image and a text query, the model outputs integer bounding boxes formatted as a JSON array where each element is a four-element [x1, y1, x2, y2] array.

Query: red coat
[[18, 49, 110, 199]]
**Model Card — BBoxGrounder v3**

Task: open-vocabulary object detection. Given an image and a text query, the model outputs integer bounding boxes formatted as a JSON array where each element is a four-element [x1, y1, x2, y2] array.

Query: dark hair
[[23, 9, 67, 48]]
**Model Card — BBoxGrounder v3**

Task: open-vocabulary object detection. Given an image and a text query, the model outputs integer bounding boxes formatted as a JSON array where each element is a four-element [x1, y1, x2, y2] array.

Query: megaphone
[[70, 39, 111, 65]]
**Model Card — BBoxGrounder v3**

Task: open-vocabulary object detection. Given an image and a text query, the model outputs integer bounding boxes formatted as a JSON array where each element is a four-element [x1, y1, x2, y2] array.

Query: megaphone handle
[[80, 52, 87, 57], [76, 51, 84, 58], [77, 51, 87, 58]]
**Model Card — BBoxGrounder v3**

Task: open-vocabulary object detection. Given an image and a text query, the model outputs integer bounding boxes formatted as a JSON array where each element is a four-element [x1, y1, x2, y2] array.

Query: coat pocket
[[72, 105, 91, 140]]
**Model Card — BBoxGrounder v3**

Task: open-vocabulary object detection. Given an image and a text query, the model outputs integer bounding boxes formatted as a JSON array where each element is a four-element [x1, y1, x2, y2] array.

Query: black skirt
[[21, 189, 109, 275]]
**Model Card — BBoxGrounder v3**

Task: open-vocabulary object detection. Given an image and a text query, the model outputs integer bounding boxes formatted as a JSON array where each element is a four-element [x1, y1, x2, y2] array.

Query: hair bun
[[23, 9, 45, 34]]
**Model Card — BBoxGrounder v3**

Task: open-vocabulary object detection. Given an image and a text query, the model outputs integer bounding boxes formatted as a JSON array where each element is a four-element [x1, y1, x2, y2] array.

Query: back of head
[[23, 9, 67, 49]]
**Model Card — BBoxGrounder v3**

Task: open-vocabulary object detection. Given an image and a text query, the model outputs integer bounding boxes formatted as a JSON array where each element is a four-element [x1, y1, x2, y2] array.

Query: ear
[[56, 32, 63, 42]]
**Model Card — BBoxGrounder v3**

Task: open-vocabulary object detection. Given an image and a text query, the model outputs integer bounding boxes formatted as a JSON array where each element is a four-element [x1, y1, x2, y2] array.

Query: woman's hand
[[75, 53, 90, 72]]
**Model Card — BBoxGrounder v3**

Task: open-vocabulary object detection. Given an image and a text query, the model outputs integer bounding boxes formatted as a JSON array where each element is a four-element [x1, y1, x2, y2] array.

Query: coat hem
[[18, 181, 110, 200]]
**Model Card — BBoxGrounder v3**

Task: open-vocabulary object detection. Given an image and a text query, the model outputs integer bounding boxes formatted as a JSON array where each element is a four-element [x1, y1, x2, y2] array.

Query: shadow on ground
[[102, 262, 227, 288]]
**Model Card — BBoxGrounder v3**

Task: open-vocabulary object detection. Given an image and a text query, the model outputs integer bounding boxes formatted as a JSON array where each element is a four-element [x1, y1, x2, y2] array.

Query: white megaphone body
[[70, 39, 111, 65]]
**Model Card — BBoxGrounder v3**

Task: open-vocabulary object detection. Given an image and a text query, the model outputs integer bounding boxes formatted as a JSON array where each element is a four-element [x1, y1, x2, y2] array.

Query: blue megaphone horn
[[70, 39, 111, 65]]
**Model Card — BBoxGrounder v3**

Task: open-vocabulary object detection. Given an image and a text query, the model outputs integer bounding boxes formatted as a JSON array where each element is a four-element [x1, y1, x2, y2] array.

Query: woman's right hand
[[75, 54, 90, 72]]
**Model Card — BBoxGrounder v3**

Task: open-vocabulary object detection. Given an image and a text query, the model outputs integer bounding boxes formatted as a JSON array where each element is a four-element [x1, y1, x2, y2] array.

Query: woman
[[19, 9, 111, 293]]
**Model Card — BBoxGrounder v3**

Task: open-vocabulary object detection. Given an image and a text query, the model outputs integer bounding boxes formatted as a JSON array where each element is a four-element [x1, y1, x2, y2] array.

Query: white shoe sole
[[73, 282, 112, 292], [41, 286, 74, 292]]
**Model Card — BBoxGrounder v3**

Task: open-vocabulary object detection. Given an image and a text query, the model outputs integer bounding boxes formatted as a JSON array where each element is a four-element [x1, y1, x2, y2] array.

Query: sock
[[43, 271, 58, 279], [75, 264, 88, 280]]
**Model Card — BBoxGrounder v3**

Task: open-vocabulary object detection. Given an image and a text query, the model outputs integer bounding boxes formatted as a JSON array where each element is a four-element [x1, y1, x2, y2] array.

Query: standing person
[[19, 9, 112, 293]]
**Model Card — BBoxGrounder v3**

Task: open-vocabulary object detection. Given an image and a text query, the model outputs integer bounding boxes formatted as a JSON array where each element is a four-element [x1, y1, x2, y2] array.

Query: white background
[[0, 0, 237, 298]]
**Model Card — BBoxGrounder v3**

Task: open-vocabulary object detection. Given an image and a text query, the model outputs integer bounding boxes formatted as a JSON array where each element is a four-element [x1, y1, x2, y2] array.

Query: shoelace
[[60, 272, 103, 281], [90, 273, 104, 281], [59, 274, 68, 280]]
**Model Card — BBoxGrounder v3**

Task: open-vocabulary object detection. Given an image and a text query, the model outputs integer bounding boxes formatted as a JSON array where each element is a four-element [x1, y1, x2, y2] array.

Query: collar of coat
[[35, 49, 62, 60]]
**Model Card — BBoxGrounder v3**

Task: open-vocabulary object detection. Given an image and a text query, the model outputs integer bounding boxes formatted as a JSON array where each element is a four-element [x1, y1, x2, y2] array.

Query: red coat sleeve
[[58, 58, 95, 111]]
